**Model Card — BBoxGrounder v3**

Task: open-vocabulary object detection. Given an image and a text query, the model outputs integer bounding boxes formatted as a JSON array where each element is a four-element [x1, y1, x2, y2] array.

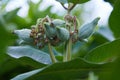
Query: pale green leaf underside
[[7, 46, 52, 64], [11, 68, 43, 80]]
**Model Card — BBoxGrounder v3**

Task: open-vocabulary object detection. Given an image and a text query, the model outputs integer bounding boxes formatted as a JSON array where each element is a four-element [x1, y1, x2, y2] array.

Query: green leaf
[[30, 61, 103, 80], [84, 39, 120, 64], [55, 56, 63, 61], [11, 58, 103, 80], [0, 54, 34, 79], [104, 0, 116, 5], [0, 25, 14, 53], [97, 26, 115, 41], [7, 46, 52, 64], [56, 0, 89, 4], [11, 68, 44, 80], [4, 8, 20, 22], [68, 0, 90, 4], [56, 0, 68, 4], [109, 0, 120, 38], [88, 72, 98, 80], [28, 1, 41, 19], [14, 57, 46, 68], [0, 54, 46, 80]]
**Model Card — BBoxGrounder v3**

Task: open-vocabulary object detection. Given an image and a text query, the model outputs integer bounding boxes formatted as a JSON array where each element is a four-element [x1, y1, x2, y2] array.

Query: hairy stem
[[48, 43, 57, 63]]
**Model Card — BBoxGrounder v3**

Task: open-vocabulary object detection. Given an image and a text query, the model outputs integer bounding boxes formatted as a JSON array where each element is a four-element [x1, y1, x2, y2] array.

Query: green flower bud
[[36, 18, 42, 26], [56, 27, 70, 41], [44, 22, 56, 38], [14, 29, 33, 42], [78, 17, 100, 40], [52, 19, 65, 27]]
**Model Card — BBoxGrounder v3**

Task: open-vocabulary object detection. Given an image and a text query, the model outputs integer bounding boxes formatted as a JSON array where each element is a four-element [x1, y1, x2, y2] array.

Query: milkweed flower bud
[[44, 22, 57, 38], [64, 14, 73, 22], [14, 29, 33, 42], [78, 17, 100, 40], [52, 19, 65, 27], [56, 27, 70, 41]]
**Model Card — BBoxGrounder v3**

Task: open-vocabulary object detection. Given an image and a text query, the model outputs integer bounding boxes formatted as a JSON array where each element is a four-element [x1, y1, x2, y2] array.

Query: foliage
[[12, 58, 103, 80], [0, 1, 60, 79], [104, 0, 116, 5], [0, 0, 120, 80], [109, 0, 120, 38], [56, 0, 90, 4]]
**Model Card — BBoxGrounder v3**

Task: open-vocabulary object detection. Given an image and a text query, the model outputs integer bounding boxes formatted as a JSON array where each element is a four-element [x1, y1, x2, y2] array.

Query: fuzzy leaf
[[7, 46, 52, 64]]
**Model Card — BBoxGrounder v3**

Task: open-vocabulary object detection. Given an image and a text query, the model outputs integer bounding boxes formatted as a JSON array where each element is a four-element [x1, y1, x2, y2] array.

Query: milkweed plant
[[7, 0, 102, 80]]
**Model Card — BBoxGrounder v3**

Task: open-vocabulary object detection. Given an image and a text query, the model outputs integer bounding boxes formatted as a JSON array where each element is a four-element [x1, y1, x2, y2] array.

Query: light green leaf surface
[[11, 68, 44, 80], [7, 46, 52, 64]]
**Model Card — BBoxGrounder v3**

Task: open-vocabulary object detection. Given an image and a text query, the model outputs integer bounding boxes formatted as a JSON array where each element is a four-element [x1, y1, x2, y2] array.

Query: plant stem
[[69, 4, 76, 11], [65, 39, 72, 61], [62, 3, 76, 62], [48, 43, 57, 63], [61, 3, 68, 10], [60, 3, 76, 14], [64, 3, 75, 61], [68, 3, 76, 14]]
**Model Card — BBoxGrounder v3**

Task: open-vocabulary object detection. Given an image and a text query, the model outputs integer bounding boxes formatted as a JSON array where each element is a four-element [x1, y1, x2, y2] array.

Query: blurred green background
[[0, 0, 120, 80]]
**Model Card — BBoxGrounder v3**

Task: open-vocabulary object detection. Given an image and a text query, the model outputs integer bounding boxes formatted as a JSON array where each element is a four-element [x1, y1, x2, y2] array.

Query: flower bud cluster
[[14, 15, 100, 48], [30, 16, 70, 48]]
